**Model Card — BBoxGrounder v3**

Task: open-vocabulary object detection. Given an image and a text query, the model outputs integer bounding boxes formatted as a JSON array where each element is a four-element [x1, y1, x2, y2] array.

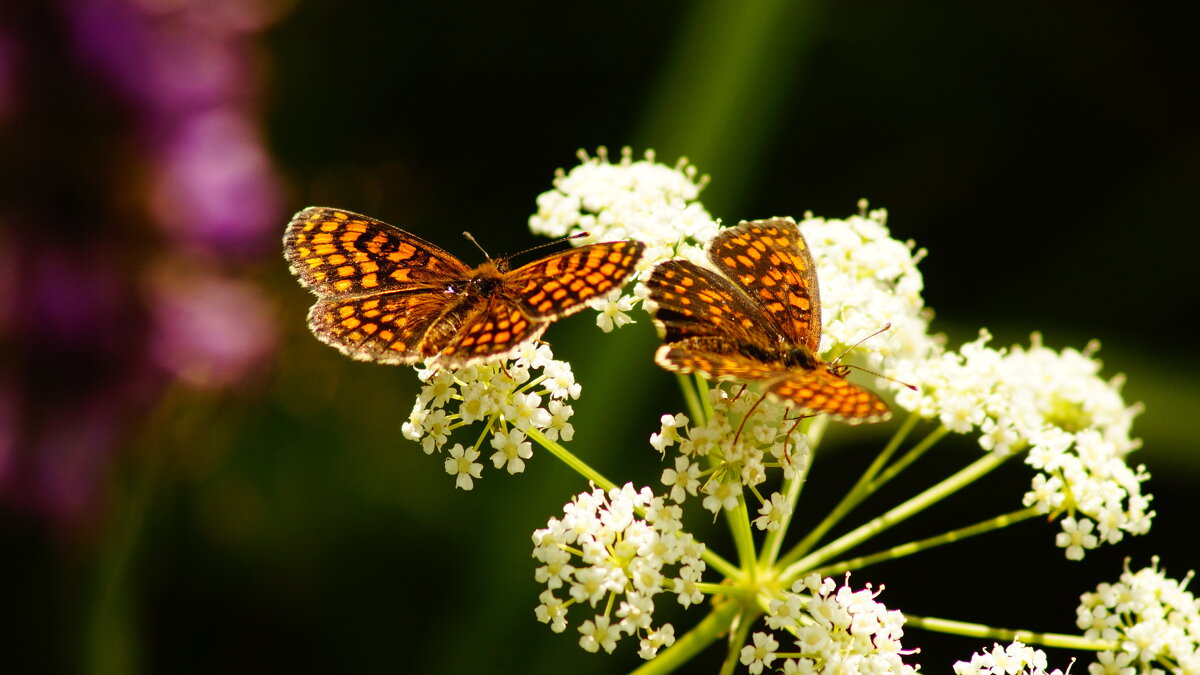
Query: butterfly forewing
[[708, 218, 822, 353], [645, 259, 782, 346], [285, 207, 470, 299], [509, 240, 645, 319]]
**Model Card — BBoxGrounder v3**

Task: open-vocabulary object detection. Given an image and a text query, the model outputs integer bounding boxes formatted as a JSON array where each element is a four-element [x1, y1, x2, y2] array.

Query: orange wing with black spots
[[508, 240, 645, 319], [708, 218, 821, 353], [284, 206, 471, 299], [284, 206, 645, 367], [645, 217, 889, 424]]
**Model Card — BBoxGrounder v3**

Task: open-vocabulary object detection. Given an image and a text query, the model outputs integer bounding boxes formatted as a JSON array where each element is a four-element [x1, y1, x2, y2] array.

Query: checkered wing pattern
[[508, 240, 645, 319], [645, 218, 891, 424], [284, 207, 470, 299], [307, 292, 457, 364], [768, 369, 891, 422], [645, 259, 783, 347], [284, 206, 645, 367], [708, 218, 821, 353]]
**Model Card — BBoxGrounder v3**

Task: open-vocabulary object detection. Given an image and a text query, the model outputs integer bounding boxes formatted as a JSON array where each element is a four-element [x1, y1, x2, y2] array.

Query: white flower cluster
[[651, 387, 811, 526], [531, 483, 706, 660], [401, 342, 579, 489], [747, 572, 918, 674], [528, 147, 720, 332], [798, 203, 939, 376], [1076, 558, 1200, 672], [892, 330, 1150, 559], [953, 640, 1068, 675]]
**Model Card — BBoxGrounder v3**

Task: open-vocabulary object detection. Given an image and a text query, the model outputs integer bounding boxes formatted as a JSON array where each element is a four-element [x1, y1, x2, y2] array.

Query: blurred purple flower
[[0, 0, 290, 533], [147, 263, 278, 389]]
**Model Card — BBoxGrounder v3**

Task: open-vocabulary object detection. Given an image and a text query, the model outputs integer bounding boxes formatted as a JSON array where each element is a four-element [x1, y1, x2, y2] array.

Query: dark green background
[[5, 2, 1199, 673]]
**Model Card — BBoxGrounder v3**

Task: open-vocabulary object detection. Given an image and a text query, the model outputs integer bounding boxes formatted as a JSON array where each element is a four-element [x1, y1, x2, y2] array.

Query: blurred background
[[2, 1, 1198, 673]]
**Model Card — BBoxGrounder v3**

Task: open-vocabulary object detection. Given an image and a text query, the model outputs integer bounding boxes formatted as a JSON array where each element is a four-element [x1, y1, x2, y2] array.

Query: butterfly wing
[[654, 337, 789, 382], [767, 367, 891, 424], [431, 295, 548, 366], [306, 292, 459, 365], [284, 206, 471, 299], [506, 240, 645, 319], [645, 259, 787, 347], [707, 218, 822, 354]]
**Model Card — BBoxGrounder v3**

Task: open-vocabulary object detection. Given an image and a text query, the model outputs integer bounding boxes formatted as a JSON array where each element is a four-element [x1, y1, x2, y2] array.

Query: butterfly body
[[284, 206, 644, 367], [646, 217, 889, 424]]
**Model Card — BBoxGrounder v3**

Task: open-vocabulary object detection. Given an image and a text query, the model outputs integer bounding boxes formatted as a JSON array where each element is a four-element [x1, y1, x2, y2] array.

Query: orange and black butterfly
[[645, 217, 889, 423], [284, 207, 644, 367]]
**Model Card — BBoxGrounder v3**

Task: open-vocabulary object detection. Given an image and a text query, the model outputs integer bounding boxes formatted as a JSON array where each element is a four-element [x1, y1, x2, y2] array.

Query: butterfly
[[644, 217, 890, 423], [284, 206, 645, 367]]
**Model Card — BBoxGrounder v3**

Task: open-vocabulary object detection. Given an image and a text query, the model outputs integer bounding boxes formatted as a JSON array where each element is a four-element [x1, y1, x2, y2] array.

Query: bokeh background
[[3, 1, 1198, 673]]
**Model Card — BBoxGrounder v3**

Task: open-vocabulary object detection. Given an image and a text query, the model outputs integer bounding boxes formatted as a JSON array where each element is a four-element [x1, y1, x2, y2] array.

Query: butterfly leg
[[732, 391, 768, 448], [779, 410, 818, 466]]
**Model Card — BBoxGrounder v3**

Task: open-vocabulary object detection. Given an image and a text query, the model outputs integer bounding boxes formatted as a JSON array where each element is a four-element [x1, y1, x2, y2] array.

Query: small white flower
[[579, 615, 620, 654], [661, 454, 701, 503], [443, 444, 482, 491], [753, 492, 791, 531], [740, 632, 779, 674], [594, 288, 639, 332], [490, 428, 533, 474]]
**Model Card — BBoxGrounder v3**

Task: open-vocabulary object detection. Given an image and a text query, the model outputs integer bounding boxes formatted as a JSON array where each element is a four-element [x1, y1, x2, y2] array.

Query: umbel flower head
[[753, 573, 919, 674], [651, 387, 811, 525], [402, 342, 580, 489], [531, 483, 706, 659], [1076, 557, 1200, 672], [891, 330, 1151, 559]]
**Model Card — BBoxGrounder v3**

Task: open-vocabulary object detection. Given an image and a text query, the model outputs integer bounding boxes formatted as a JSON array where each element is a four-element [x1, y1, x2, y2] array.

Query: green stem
[[630, 600, 742, 675], [812, 506, 1043, 577], [677, 373, 704, 423], [867, 424, 950, 493], [718, 607, 759, 675], [527, 427, 616, 491], [784, 413, 921, 565], [904, 615, 1117, 651], [779, 448, 1015, 585], [725, 493, 758, 578]]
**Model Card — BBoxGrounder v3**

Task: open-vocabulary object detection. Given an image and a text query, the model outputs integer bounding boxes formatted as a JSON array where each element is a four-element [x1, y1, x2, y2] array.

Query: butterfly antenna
[[830, 323, 918, 392], [463, 231, 590, 263], [461, 231, 493, 260]]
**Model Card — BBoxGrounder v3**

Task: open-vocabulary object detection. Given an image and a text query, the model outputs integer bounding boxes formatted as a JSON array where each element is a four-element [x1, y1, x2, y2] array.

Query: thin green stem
[[696, 374, 715, 421], [812, 506, 1043, 577], [784, 413, 922, 566], [526, 427, 616, 491], [630, 600, 742, 675], [758, 461, 806, 569], [725, 493, 758, 578], [779, 448, 1015, 585], [718, 606, 760, 675], [867, 424, 951, 493], [677, 373, 704, 423], [904, 615, 1117, 651]]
